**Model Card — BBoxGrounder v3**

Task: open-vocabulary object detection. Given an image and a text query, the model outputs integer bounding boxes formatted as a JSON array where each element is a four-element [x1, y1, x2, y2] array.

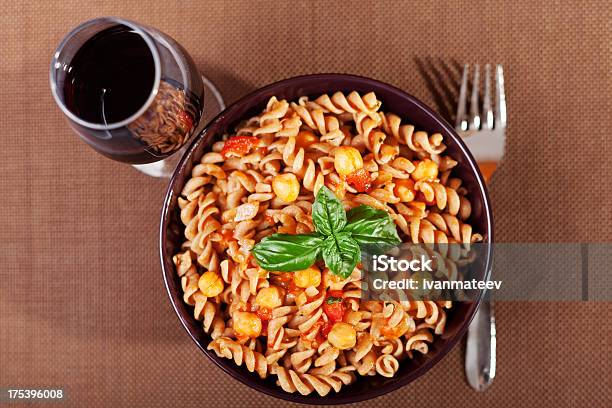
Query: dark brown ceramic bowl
[[160, 74, 493, 405]]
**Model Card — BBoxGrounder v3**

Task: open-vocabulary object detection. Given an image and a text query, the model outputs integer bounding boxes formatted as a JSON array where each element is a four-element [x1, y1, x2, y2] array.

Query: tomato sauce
[[178, 110, 193, 134], [256, 307, 272, 333], [221, 136, 259, 158], [346, 168, 372, 193], [314, 320, 332, 344], [415, 191, 435, 206], [220, 229, 234, 241], [256, 307, 272, 321]]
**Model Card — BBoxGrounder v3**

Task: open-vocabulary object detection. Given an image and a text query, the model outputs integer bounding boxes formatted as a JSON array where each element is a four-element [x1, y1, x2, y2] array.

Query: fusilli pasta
[[172, 91, 484, 396]]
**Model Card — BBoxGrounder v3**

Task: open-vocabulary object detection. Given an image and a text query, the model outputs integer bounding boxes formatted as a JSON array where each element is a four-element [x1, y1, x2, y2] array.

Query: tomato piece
[[327, 290, 344, 299], [314, 320, 332, 344], [346, 168, 372, 193], [323, 291, 345, 323], [178, 110, 194, 133], [220, 229, 234, 241], [323, 302, 344, 322], [271, 273, 301, 296], [272, 272, 293, 288], [221, 135, 259, 158], [323, 290, 345, 322], [321, 320, 332, 337], [261, 319, 269, 333], [256, 307, 273, 321], [289, 285, 302, 298], [278, 272, 293, 282]]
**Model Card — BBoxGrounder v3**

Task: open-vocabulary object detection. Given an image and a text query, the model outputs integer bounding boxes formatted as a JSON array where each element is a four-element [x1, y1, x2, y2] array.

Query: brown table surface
[[1, 1, 611, 407]]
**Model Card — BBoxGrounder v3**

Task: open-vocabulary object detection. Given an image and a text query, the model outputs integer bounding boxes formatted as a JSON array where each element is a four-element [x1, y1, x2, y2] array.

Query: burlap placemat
[[1, 1, 611, 406]]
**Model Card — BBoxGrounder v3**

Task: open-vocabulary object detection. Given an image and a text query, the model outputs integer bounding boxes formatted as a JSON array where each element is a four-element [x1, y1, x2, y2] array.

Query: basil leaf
[[312, 186, 347, 236], [344, 205, 401, 250], [322, 232, 360, 279], [326, 296, 343, 304], [252, 233, 323, 272]]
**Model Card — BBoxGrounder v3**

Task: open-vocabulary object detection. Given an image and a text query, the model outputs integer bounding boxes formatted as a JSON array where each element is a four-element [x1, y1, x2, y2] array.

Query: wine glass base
[[132, 74, 226, 178]]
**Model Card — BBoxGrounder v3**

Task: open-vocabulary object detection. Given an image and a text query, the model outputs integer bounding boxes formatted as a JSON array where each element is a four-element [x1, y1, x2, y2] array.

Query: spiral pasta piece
[[268, 305, 298, 350], [314, 341, 340, 368], [289, 295, 325, 337], [414, 180, 461, 215], [275, 366, 356, 396], [277, 137, 325, 193], [405, 329, 434, 356], [314, 91, 382, 119], [380, 112, 446, 155], [425, 212, 484, 248], [375, 354, 400, 378], [377, 337, 405, 358], [208, 337, 268, 379], [288, 348, 315, 373], [290, 103, 345, 145]]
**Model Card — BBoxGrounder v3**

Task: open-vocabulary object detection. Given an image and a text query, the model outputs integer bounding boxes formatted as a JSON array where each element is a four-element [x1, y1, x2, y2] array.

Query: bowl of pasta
[[160, 74, 493, 404]]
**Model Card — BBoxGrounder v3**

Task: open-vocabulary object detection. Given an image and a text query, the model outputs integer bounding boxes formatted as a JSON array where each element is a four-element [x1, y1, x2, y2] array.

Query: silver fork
[[456, 64, 506, 391]]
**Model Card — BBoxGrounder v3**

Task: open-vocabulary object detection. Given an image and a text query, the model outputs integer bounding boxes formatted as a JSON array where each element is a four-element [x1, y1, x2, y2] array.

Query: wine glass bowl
[[50, 17, 204, 165]]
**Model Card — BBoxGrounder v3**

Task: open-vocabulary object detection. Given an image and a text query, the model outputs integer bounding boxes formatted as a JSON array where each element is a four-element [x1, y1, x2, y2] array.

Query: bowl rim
[[159, 73, 494, 405]]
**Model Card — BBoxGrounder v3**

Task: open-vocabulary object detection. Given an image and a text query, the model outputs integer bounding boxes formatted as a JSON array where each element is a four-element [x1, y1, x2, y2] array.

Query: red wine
[[63, 24, 156, 124]]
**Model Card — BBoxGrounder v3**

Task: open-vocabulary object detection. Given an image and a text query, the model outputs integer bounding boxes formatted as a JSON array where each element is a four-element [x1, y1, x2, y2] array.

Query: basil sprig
[[252, 186, 401, 278]]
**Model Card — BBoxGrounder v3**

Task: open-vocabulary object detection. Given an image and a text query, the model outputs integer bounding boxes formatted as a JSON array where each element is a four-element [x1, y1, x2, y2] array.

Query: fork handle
[[465, 300, 496, 391]]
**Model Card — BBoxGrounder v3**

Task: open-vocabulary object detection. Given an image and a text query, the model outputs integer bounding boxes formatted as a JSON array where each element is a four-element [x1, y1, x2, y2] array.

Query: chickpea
[[233, 311, 262, 338], [394, 178, 416, 202], [272, 173, 300, 203], [255, 286, 283, 309], [411, 159, 439, 181], [328, 322, 357, 350], [334, 146, 364, 176], [198, 271, 224, 297], [295, 130, 318, 148], [293, 266, 322, 289]]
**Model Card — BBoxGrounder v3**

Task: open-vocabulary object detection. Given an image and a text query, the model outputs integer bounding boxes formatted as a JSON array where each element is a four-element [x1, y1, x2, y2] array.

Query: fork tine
[[495, 65, 507, 129], [455, 64, 469, 131], [482, 64, 493, 130], [469, 64, 480, 130]]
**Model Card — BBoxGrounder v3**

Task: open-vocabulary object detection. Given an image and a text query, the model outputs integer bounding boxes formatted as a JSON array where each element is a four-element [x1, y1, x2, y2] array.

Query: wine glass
[[50, 17, 225, 177]]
